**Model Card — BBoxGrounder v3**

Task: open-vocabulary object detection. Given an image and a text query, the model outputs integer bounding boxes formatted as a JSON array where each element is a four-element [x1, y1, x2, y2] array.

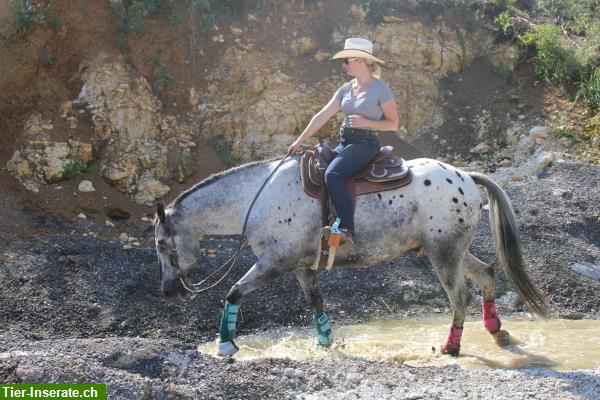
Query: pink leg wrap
[[482, 300, 501, 334], [441, 324, 463, 355]]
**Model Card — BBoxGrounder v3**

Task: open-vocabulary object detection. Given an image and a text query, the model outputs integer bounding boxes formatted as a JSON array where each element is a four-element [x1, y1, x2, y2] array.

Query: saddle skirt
[[300, 143, 412, 199]]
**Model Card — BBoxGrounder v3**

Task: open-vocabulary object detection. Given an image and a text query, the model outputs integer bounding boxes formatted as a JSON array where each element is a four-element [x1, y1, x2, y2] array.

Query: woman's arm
[[347, 99, 399, 131], [288, 95, 341, 154]]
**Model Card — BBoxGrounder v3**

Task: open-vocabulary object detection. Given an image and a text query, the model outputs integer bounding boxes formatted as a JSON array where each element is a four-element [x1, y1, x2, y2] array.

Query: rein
[[179, 154, 291, 294]]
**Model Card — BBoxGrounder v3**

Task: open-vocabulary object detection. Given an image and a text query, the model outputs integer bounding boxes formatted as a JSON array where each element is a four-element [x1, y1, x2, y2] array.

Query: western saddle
[[300, 141, 412, 269]]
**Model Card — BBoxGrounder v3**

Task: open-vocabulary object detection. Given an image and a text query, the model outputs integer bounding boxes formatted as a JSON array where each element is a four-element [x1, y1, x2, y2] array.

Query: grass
[[211, 135, 242, 167], [577, 67, 600, 113], [40, 54, 56, 68], [169, 14, 183, 26], [153, 72, 172, 89], [493, 1, 600, 114], [498, 64, 517, 83], [551, 126, 579, 142], [46, 9, 62, 30], [63, 162, 91, 179], [13, 0, 40, 39], [522, 24, 581, 84], [147, 55, 162, 66]]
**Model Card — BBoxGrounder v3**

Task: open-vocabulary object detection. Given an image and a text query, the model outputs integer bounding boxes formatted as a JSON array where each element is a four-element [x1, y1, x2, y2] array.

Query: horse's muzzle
[[161, 277, 182, 298]]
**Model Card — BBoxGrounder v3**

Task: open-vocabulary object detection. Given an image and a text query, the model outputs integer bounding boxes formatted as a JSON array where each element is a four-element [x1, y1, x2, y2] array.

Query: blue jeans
[[324, 135, 381, 233]]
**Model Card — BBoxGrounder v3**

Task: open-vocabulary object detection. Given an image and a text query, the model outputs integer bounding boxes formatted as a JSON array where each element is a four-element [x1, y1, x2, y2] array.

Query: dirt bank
[[0, 160, 599, 398]]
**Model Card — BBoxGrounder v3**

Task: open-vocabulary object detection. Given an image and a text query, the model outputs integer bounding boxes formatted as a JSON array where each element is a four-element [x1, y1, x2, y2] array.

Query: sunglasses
[[343, 58, 360, 65]]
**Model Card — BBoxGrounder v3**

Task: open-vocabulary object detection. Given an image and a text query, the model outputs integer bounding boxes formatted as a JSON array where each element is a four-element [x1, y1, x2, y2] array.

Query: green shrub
[[147, 55, 162, 66], [80, 4, 91, 16], [169, 14, 183, 25], [13, 0, 40, 38], [496, 11, 520, 41], [153, 72, 172, 89], [63, 162, 90, 179], [577, 67, 600, 113], [522, 24, 581, 83], [40, 54, 56, 68], [552, 126, 579, 141], [131, 0, 171, 17], [211, 135, 242, 167], [46, 9, 62, 30], [535, 0, 598, 34], [498, 64, 516, 83]]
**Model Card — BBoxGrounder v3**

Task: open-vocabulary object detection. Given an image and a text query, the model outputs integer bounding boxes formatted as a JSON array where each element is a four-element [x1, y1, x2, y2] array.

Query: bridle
[[159, 154, 290, 295]]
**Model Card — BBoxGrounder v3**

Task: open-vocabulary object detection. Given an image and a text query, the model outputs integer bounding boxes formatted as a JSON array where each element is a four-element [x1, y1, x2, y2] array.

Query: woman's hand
[[347, 114, 369, 129], [287, 140, 302, 155]]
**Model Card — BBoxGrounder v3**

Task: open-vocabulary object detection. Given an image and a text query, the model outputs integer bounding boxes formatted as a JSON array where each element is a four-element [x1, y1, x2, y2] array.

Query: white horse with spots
[[154, 156, 547, 357]]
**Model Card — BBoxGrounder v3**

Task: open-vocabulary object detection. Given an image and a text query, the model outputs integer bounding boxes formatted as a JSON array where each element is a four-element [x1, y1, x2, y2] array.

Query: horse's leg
[[462, 252, 500, 332], [428, 250, 469, 357], [462, 252, 510, 345], [217, 255, 291, 357], [293, 268, 333, 347]]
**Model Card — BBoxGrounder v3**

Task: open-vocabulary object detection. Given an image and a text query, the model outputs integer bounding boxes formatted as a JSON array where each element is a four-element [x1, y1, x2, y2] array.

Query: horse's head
[[154, 199, 199, 298]]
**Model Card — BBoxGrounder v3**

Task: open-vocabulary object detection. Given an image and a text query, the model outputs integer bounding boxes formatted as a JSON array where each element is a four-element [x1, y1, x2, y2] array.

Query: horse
[[154, 156, 548, 357]]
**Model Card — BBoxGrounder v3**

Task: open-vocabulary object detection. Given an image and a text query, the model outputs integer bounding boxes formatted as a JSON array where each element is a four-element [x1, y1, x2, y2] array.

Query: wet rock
[[529, 126, 550, 139], [6, 151, 32, 179], [498, 158, 512, 167], [517, 135, 537, 153], [470, 142, 491, 154], [230, 27, 244, 37], [78, 180, 95, 192], [571, 262, 600, 281], [291, 37, 317, 56], [534, 151, 555, 168]]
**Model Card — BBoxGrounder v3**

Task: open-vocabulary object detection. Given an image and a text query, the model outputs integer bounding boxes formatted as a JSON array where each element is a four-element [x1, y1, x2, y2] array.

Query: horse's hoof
[[492, 329, 510, 347], [441, 345, 460, 357], [217, 340, 239, 357], [315, 333, 333, 348]]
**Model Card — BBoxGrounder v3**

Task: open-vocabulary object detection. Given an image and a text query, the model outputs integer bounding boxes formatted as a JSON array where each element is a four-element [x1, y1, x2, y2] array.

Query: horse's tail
[[470, 172, 549, 318]]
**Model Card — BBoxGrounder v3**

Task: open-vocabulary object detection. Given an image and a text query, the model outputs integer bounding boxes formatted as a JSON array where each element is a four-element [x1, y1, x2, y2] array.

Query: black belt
[[340, 127, 379, 138]]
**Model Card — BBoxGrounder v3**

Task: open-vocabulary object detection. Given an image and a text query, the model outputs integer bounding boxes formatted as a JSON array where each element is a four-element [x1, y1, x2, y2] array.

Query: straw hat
[[330, 38, 385, 64]]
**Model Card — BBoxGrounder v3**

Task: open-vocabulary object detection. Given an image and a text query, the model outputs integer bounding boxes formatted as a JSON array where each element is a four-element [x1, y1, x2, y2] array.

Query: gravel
[[0, 161, 599, 399]]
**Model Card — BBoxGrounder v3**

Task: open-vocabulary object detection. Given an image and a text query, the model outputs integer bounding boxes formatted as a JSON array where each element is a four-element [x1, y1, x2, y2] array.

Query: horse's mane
[[170, 156, 287, 209]]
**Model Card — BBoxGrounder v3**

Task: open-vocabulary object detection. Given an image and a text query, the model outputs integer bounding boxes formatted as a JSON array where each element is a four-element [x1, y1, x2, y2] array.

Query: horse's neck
[[177, 162, 273, 235]]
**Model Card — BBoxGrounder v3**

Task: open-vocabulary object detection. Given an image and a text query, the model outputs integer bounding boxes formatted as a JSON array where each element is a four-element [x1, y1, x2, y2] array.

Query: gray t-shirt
[[335, 78, 394, 130]]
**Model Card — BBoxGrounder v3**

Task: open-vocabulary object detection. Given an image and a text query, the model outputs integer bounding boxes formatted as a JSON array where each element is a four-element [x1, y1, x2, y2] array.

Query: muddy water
[[198, 318, 600, 371]]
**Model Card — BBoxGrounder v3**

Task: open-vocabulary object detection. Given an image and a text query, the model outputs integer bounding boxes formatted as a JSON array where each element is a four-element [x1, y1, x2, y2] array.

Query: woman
[[287, 37, 399, 237]]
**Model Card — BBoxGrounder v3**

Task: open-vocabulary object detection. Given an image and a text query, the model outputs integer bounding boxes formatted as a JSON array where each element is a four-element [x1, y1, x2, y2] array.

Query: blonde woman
[[288, 38, 398, 237]]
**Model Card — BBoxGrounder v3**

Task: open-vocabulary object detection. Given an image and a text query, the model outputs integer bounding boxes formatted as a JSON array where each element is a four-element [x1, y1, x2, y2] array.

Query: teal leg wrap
[[313, 312, 334, 347], [219, 301, 240, 343]]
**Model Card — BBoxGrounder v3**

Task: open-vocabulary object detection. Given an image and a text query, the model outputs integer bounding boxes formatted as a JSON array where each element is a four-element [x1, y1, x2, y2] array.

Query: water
[[198, 317, 600, 371]]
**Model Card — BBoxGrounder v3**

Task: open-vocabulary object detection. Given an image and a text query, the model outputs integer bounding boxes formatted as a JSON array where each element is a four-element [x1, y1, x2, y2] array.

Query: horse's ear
[[157, 198, 166, 224]]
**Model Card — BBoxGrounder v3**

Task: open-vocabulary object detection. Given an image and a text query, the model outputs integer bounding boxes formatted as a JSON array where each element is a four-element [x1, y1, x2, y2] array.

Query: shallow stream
[[198, 317, 600, 371]]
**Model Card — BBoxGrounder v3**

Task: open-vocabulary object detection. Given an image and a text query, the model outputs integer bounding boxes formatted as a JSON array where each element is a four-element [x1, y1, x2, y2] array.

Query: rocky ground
[[0, 160, 599, 399]]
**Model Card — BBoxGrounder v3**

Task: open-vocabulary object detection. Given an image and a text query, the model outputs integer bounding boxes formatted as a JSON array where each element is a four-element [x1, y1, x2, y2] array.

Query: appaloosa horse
[[154, 156, 547, 357]]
